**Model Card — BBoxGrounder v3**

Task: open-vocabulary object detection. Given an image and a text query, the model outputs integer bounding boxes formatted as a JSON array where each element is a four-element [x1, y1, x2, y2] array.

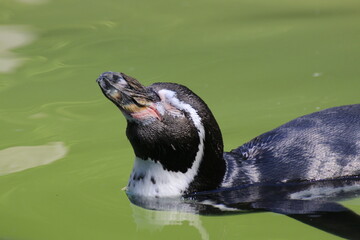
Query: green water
[[1, 0, 360, 239]]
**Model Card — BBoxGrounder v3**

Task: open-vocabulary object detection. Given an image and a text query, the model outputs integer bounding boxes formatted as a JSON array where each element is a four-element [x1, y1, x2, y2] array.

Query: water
[[1, 0, 360, 239]]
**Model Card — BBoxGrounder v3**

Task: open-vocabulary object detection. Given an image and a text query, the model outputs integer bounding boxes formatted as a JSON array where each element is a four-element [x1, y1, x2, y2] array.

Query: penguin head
[[97, 72, 225, 192]]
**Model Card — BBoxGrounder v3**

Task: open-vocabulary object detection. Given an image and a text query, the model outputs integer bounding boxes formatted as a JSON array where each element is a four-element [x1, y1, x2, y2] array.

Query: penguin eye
[[132, 97, 148, 106]]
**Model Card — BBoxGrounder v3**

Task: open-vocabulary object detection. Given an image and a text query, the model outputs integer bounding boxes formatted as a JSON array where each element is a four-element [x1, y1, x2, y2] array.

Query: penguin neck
[[186, 104, 227, 193], [126, 143, 226, 197], [186, 142, 226, 194], [126, 118, 226, 196]]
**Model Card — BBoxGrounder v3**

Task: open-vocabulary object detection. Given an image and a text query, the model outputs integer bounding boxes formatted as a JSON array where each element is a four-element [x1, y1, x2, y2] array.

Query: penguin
[[96, 72, 360, 197]]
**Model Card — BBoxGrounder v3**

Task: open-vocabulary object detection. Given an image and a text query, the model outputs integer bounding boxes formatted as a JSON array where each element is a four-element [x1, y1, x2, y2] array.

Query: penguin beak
[[97, 72, 161, 121]]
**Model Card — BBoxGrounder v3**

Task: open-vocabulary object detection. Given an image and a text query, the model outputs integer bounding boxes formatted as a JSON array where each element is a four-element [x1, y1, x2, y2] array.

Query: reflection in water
[[0, 26, 36, 73], [128, 178, 360, 239], [131, 204, 209, 240], [0, 142, 68, 175]]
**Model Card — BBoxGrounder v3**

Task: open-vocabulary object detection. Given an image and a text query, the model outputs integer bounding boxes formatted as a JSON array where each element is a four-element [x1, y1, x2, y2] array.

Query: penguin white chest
[[127, 157, 202, 197]]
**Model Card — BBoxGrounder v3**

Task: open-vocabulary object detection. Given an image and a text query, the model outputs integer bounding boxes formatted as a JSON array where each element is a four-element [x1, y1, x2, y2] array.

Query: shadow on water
[[128, 177, 360, 239]]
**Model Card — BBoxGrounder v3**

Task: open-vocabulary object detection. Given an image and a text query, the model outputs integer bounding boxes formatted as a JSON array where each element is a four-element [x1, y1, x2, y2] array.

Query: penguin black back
[[223, 105, 360, 187]]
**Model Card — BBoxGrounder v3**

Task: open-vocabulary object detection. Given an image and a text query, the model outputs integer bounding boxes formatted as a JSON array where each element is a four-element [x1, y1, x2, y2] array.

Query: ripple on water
[[14, 0, 48, 4], [0, 142, 68, 176]]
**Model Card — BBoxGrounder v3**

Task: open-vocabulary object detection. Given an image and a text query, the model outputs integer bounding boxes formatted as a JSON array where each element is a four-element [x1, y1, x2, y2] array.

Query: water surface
[[1, 0, 360, 239]]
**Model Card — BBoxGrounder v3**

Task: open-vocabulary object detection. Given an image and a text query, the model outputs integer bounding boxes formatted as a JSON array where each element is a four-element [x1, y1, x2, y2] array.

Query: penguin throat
[[126, 156, 203, 197]]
